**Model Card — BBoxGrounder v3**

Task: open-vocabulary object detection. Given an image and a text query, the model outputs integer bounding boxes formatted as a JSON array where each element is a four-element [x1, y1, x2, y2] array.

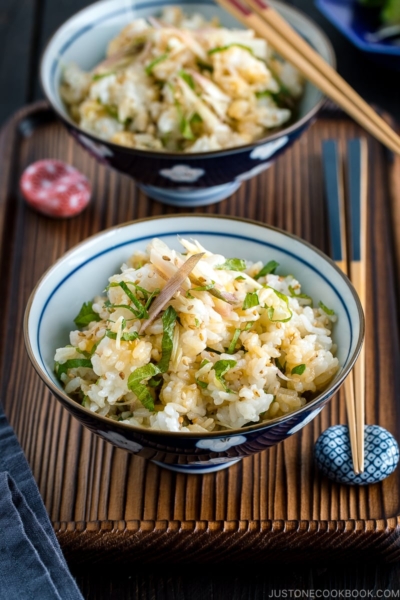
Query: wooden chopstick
[[214, 0, 400, 155], [322, 140, 360, 474], [347, 139, 368, 472], [245, 0, 400, 152]]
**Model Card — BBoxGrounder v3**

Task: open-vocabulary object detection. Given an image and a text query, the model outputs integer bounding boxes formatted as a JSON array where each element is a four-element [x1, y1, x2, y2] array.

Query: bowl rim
[[24, 214, 365, 439], [39, 0, 336, 160]]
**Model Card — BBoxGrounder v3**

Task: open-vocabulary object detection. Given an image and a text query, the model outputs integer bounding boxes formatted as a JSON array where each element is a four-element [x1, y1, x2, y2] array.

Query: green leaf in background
[[74, 302, 101, 327], [357, 0, 400, 24], [382, 0, 400, 23]]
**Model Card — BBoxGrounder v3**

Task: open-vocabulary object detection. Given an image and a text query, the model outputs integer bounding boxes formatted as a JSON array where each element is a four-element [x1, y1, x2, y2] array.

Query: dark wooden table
[[1, 1, 399, 598]]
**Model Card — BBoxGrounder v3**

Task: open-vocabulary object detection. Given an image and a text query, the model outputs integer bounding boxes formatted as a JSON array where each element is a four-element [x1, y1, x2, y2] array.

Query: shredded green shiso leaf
[[213, 359, 237, 392], [208, 43, 254, 55], [145, 53, 168, 75], [55, 358, 92, 380], [243, 292, 259, 310], [227, 328, 241, 354], [266, 287, 293, 323], [127, 363, 160, 411], [254, 260, 279, 280], [74, 302, 101, 327], [58, 246, 339, 419], [319, 301, 335, 315], [216, 258, 246, 271], [289, 285, 313, 306], [291, 364, 306, 376], [157, 306, 178, 373]]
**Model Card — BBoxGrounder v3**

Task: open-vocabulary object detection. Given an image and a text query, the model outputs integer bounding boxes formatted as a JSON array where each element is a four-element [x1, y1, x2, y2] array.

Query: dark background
[[1, 0, 399, 597]]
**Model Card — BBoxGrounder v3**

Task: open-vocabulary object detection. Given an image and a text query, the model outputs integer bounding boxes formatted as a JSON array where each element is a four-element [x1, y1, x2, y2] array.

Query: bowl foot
[[151, 458, 241, 474], [139, 181, 241, 207]]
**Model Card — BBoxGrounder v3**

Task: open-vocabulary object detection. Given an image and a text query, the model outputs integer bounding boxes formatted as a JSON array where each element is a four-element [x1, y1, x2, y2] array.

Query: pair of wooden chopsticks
[[322, 139, 367, 474], [214, 0, 400, 155]]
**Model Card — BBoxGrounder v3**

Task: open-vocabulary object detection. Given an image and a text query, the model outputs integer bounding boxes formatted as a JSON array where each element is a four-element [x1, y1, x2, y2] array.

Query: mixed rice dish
[[54, 238, 339, 433], [60, 6, 303, 153]]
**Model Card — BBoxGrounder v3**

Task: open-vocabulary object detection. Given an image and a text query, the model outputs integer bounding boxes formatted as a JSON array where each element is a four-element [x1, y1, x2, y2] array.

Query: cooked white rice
[[60, 6, 303, 153], [54, 237, 339, 432]]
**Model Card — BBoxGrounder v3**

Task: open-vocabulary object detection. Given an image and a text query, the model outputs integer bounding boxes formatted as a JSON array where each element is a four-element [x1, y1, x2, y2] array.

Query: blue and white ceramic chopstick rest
[[314, 425, 399, 485]]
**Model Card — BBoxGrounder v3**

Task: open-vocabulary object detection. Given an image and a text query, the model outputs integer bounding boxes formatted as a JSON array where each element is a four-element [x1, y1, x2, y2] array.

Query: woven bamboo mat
[[1, 101, 399, 564]]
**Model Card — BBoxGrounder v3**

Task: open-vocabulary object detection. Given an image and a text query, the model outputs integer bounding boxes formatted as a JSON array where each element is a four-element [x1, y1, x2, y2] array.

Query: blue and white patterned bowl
[[24, 215, 364, 473], [40, 0, 335, 206]]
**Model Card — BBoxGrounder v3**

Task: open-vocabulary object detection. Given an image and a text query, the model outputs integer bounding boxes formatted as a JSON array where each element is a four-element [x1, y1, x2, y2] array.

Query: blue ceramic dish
[[24, 215, 364, 474], [40, 0, 335, 206], [316, 0, 400, 70]]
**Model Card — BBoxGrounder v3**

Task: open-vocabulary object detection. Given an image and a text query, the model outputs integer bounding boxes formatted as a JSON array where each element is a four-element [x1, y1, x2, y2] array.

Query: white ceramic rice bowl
[[24, 215, 364, 473], [40, 0, 335, 206]]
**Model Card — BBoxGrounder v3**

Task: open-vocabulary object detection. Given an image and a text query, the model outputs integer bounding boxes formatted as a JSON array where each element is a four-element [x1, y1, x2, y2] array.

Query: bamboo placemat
[[1, 101, 399, 563]]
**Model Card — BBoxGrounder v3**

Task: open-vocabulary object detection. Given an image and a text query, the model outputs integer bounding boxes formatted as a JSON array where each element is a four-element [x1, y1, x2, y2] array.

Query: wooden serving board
[[1, 101, 400, 564]]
